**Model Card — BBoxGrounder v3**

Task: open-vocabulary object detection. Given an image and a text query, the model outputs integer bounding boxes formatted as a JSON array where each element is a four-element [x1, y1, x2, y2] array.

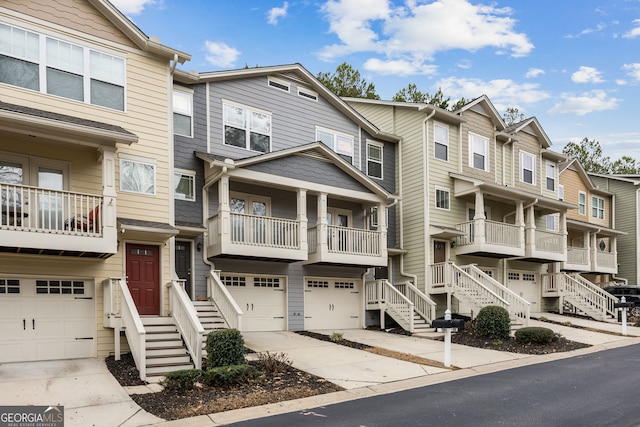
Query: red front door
[[126, 243, 160, 315]]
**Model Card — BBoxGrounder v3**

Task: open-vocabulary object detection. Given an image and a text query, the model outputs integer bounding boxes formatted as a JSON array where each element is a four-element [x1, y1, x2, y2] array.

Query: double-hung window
[[578, 191, 586, 215], [546, 162, 556, 191], [224, 102, 271, 153], [435, 187, 450, 210], [520, 151, 536, 185], [173, 89, 193, 137], [316, 127, 354, 163], [592, 196, 604, 219], [469, 133, 489, 171], [0, 23, 125, 110], [174, 169, 195, 201], [434, 123, 449, 161], [366, 142, 383, 179], [546, 214, 556, 231], [120, 155, 156, 195]]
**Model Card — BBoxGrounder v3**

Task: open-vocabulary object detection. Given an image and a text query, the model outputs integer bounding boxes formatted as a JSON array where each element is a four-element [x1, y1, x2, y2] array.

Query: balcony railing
[[567, 246, 589, 266], [1, 183, 102, 236], [308, 225, 382, 256], [229, 213, 299, 248], [455, 220, 520, 247], [596, 250, 616, 269], [534, 229, 563, 254]]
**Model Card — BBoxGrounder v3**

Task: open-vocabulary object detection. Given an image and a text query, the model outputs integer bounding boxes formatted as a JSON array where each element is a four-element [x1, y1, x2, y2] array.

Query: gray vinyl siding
[[208, 76, 361, 165], [360, 130, 397, 194]]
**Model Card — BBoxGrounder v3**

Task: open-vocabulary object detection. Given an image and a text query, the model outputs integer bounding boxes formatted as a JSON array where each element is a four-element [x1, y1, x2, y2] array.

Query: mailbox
[[614, 302, 634, 309], [432, 318, 465, 329]]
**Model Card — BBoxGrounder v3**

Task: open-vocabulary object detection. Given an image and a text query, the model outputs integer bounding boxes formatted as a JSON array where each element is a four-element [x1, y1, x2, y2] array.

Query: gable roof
[[455, 95, 506, 130], [196, 142, 397, 200], [503, 117, 552, 149], [174, 63, 399, 143], [88, 0, 190, 63], [560, 158, 599, 191], [343, 97, 465, 124]]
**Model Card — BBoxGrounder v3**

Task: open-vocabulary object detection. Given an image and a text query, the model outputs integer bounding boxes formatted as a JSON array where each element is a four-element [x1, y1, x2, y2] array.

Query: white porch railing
[[308, 225, 382, 256], [459, 264, 530, 325], [208, 213, 299, 249], [395, 281, 437, 323], [168, 280, 205, 369], [365, 280, 415, 332], [567, 246, 589, 266], [431, 262, 451, 288], [104, 277, 146, 381], [455, 220, 520, 247], [450, 263, 510, 317], [0, 183, 102, 236], [207, 270, 243, 331], [534, 229, 563, 254], [542, 273, 618, 320], [596, 250, 616, 269]]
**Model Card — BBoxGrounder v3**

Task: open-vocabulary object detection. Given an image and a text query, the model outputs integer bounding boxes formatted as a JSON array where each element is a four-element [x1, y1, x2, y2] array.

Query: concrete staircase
[[141, 317, 194, 383], [193, 301, 228, 356]]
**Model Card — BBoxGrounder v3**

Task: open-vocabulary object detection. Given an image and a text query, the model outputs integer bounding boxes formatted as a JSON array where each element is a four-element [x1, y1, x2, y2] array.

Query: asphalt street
[[230, 343, 640, 427]]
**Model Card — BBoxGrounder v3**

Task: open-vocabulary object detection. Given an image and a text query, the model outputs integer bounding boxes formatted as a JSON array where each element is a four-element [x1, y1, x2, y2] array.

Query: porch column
[[297, 189, 308, 253], [317, 193, 328, 254], [559, 211, 567, 256], [99, 146, 117, 250], [378, 202, 388, 259], [473, 191, 485, 244], [590, 232, 598, 269], [525, 205, 536, 254], [219, 175, 230, 245], [515, 201, 525, 247]]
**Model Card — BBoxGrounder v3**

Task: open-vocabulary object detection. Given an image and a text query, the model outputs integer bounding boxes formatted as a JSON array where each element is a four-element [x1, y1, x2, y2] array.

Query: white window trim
[[519, 150, 536, 185], [558, 184, 564, 201], [0, 22, 127, 111], [119, 153, 157, 196], [435, 186, 451, 211], [222, 100, 272, 153], [370, 207, 378, 228], [592, 196, 605, 219], [578, 191, 587, 216], [468, 132, 489, 171], [434, 122, 449, 162], [267, 76, 290, 92], [174, 168, 196, 202], [230, 192, 272, 216], [366, 140, 384, 180], [546, 162, 556, 191], [327, 207, 352, 227], [173, 87, 193, 138], [315, 126, 355, 162], [546, 214, 556, 231], [297, 86, 318, 101]]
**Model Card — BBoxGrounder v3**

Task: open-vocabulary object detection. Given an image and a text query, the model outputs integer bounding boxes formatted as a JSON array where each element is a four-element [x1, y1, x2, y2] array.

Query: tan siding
[[459, 109, 495, 180], [513, 132, 542, 194], [561, 169, 588, 221], [3, 0, 137, 48]]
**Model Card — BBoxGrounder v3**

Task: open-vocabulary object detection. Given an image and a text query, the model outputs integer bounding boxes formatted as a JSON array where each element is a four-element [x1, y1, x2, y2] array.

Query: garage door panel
[[222, 275, 286, 332], [304, 279, 360, 330]]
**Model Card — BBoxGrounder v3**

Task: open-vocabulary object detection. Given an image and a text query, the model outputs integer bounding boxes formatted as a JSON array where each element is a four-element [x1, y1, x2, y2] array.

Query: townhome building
[[588, 173, 640, 285], [0, 0, 189, 368], [170, 64, 412, 346], [346, 95, 585, 324]]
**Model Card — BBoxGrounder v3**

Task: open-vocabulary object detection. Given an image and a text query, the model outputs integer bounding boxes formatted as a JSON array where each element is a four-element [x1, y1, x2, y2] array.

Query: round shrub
[[202, 364, 260, 387], [474, 305, 511, 339], [160, 369, 202, 391], [206, 328, 246, 368], [515, 326, 557, 345]]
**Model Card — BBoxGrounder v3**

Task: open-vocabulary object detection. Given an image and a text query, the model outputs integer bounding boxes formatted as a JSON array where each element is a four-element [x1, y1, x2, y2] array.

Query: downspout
[[201, 167, 227, 270], [397, 133, 418, 287]]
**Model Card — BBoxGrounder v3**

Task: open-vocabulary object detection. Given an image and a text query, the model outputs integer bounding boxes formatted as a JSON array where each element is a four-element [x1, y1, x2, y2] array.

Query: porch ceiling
[[566, 219, 626, 236]]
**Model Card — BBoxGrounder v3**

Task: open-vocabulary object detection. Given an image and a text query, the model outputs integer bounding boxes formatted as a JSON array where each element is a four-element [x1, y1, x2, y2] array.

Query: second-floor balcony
[[307, 224, 387, 266], [565, 246, 617, 274], [0, 183, 116, 257]]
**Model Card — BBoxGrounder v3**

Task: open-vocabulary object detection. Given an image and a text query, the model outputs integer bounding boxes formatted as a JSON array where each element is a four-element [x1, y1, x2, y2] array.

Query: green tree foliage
[[392, 84, 467, 110], [316, 62, 380, 99], [611, 156, 640, 174], [503, 107, 526, 126], [562, 138, 612, 174]]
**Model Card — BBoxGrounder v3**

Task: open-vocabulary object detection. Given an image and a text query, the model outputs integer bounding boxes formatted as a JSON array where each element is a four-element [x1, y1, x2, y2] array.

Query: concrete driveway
[[0, 358, 161, 427]]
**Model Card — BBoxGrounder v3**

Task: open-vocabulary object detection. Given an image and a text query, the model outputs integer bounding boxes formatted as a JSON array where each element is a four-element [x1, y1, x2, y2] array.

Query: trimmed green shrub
[[515, 327, 558, 345], [474, 305, 511, 339], [206, 329, 246, 368], [202, 364, 260, 387], [160, 369, 202, 391]]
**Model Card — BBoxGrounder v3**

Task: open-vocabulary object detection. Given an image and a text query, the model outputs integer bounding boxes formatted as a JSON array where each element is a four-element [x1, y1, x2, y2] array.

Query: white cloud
[[548, 90, 619, 116], [571, 66, 604, 84], [623, 19, 640, 38], [318, 0, 533, 69], [525, 68, 545, 78], [363, 58, 437, 76], [457, 59, 472, 69], [267, 2, 289, 25], [204, 41, 240, 67], [564, 23, 606, 38], [110, 0, 157, 15], [436, 77, 549, 111], [623, 63, 640, 81]]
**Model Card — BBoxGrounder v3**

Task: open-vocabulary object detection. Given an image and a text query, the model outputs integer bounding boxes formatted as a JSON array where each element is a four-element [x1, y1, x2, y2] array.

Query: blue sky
[[112, 0, 640, 159]]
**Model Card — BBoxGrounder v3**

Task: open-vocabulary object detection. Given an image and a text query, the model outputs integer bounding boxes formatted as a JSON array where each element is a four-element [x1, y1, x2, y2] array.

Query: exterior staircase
[[542, 272, 618, 321], [365, 280, 436, 333], [193, 300, 228, 356], [142, 317, 194, 383]]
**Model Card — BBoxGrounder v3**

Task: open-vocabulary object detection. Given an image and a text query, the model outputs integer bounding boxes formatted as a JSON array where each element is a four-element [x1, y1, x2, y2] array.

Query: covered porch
[[563, 219, 623, 274]]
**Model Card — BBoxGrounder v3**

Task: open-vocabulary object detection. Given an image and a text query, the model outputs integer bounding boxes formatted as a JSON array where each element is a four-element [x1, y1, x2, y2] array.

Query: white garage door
[[304, 278, 361, 330], [221, 274, 286, 332], [507, 271, 540, 307], [0, 278, 96, 363]]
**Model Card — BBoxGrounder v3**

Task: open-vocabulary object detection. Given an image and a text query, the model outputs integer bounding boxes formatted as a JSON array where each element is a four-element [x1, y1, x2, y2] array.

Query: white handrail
[[113, 277, 146, 381], [395, 281, 437, 323], [382, 280, 415, 333], [168, 280, 205, 369], [460, 264, 530, 326], [567, 273, 618, 319], [207, 270, 243, 331], [450, 263, 510, 316]]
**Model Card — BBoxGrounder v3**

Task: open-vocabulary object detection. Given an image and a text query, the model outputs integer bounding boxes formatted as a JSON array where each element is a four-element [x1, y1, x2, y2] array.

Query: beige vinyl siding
[[3, 0, 137, 48], [460, 109, 495, 180], [513, 132, 542, 194], [561, 169, 587, 221]]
